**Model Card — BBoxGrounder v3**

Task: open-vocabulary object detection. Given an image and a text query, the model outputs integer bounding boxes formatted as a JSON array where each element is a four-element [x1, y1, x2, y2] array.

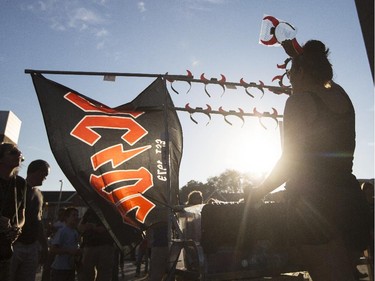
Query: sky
[[0, 0, 373, 192]]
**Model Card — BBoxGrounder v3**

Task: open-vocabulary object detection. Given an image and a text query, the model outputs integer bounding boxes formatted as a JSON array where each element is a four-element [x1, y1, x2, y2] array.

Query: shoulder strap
[[13, 176, 27, 227], [13, 176, 18, 226]]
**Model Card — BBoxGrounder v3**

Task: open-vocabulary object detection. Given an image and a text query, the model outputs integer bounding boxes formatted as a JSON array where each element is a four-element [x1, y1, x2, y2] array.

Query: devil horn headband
[[259, 15, 303, 57], [281, 38, 303, 58]]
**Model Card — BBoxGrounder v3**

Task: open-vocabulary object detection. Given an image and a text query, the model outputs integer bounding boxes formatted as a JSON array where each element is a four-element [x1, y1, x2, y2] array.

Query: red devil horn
[[263, 15, 280, 27], [281, 38, 304, 58], [200, 73, 209, 83], [165, 72, 174, 83], [253, 107, 262, 116], [186, 70, 193, 78], [218, 106, 227, 114], [185, 103, 193, 112], [261, 16, 280, 46], [261, 37, 278, 46], [271, 107, 278, 116], [240, 78, 248, 86], [219, 74, 226, 84], [292, 38, 303, 55], [277, 58, 291, 69], [272, 75, 283, 82]]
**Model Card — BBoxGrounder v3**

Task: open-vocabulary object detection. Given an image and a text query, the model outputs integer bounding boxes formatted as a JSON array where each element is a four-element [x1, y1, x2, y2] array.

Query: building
[[42, 190, 87, 226], [0, 110, 21, 144]]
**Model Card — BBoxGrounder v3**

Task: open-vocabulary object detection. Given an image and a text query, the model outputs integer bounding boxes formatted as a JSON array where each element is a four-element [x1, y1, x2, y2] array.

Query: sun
[[224, 124, 282, 178]]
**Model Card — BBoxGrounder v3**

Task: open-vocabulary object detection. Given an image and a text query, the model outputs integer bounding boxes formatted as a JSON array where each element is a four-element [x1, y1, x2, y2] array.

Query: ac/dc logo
[[64, 92, 156, 225]]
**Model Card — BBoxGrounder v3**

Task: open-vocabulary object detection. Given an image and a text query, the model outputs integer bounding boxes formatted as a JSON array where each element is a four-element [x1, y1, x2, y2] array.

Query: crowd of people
[[40, 206, 144, 281], [0, 149, 213, 281], [0, 142, 146, 281]]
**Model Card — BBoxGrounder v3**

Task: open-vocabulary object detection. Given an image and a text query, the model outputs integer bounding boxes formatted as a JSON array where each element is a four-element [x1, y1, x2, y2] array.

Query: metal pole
[[55, 179, 64, 220], [24, 68, 290, 93]]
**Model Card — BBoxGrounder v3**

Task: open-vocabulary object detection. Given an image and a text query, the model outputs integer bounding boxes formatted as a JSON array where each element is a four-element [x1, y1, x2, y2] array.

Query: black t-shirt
[[80, 209, 113, 247], [17, 186, 44, 244], [0, 175, 27, 260], [0, 175, 27, 224]]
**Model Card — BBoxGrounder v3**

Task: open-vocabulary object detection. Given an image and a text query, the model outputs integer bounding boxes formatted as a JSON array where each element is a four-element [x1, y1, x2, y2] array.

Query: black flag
[[30, 73, 183, 248]]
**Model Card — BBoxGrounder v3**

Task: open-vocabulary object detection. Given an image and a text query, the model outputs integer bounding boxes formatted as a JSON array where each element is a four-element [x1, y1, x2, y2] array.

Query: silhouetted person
[[10, 160, 50, 281], [77, 208, 115, 281], [250, 40, 371, 281], [186, 190, 203, 206], [0, 143, 26, 281], [50, 207, 81, 281], [41, 207, 66, 281]]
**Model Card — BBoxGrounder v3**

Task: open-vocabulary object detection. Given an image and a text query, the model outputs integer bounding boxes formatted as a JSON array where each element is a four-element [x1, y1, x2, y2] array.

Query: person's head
[[57, 207, 66, 221], [187, 190, 203, 205], [64, 207, 79, 228], [288, 40, 333, 92], [26, 159, 50, 187], [0, 142, 24, 176]]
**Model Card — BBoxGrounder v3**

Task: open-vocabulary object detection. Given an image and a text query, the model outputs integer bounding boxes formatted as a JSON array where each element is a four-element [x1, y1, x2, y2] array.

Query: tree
[[179, 169, 260, 203], [207, 169, 255, 193]]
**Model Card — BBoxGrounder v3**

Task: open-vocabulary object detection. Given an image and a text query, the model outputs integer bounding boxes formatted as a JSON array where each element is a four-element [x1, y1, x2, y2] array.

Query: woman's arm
[[250, 93, 315, 203]]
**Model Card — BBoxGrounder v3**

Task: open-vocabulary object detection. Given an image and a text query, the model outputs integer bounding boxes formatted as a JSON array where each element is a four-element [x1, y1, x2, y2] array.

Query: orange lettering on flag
[[91, 144, 151, 170], [65, 92, 143, 118], [116, 195, 155, 224], [65, 91, 156, 224], [89, 168, 154, 223], [71, 115, 147, 146]]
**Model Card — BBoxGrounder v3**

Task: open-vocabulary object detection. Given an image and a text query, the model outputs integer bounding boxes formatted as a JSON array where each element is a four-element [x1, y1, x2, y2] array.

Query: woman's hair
[[292, 40, 333, 85], [0, 142, 22, 176], [0, 142, 17, 159]]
